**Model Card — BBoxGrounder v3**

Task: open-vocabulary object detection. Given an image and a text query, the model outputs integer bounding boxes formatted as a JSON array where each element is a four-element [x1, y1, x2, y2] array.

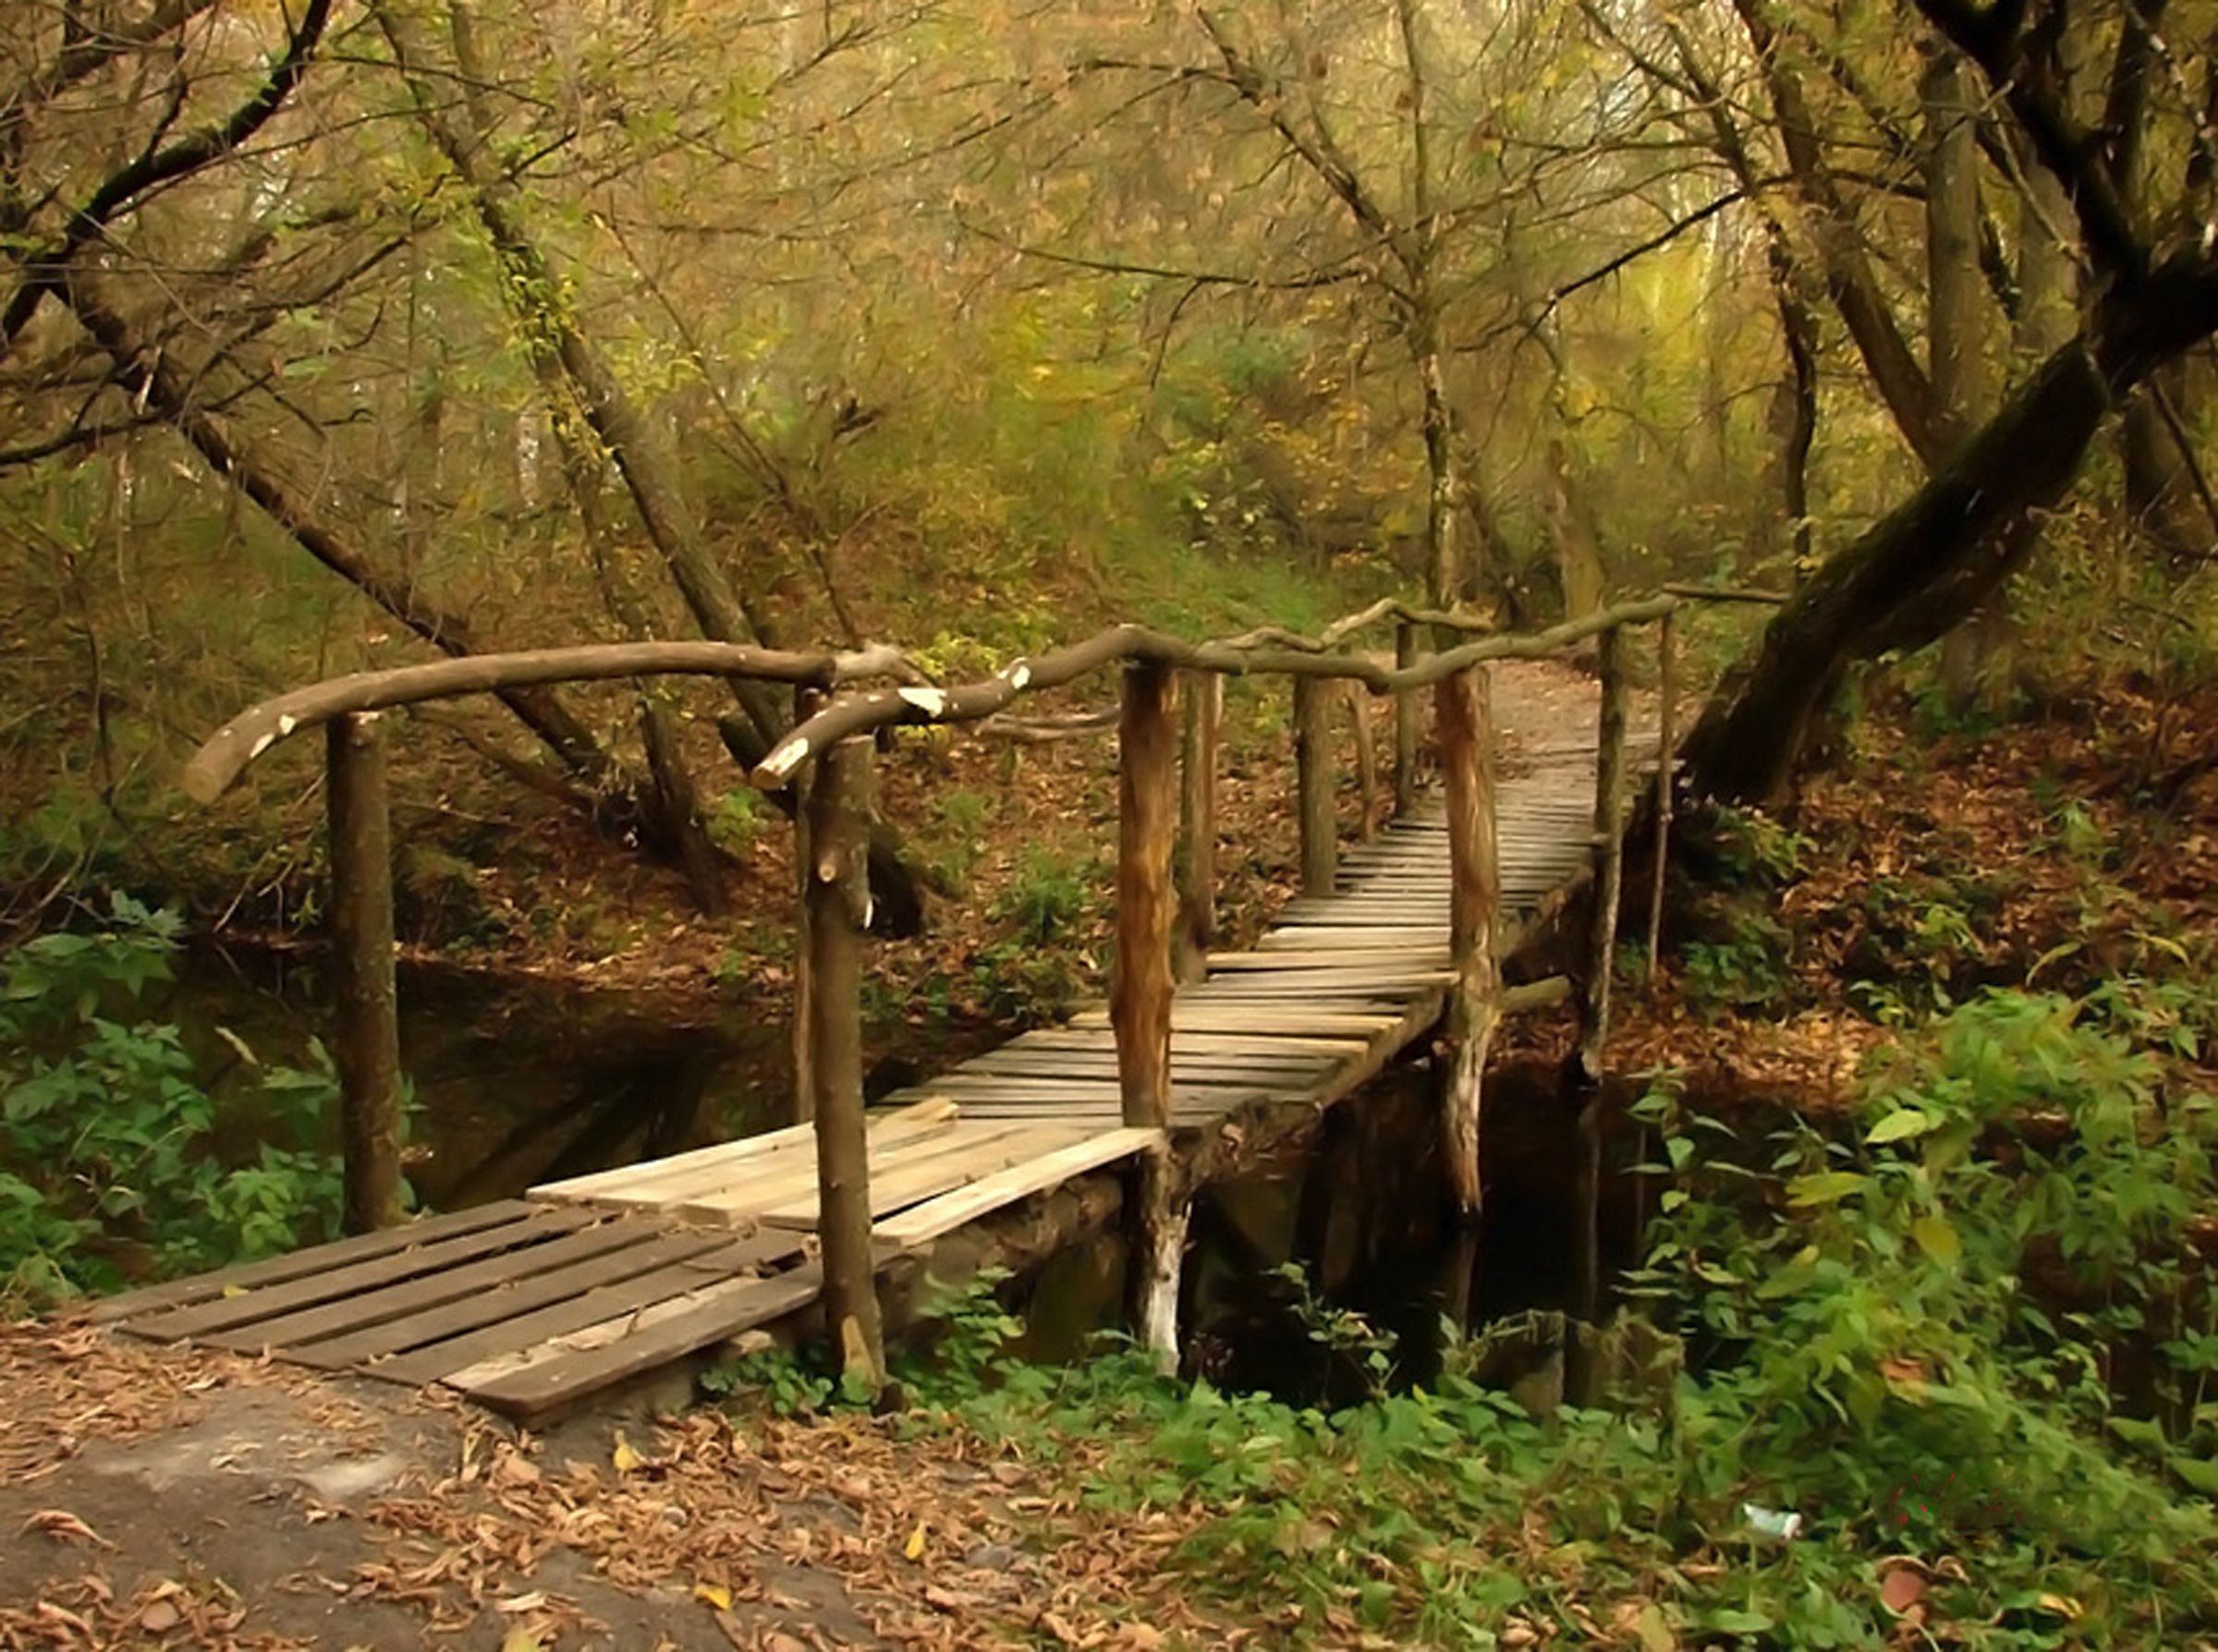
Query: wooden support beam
[[327, 712, 405, 1235], [1646, 611, 1676, 978], [1175, 671, 1221, 985], [803, 734, 884, 1388], [1292, 675, 1336, 897], [1114, 660, 1183, 1365], [1576, 626, 1628, 1086], [1435, 666, 1500, 1221], [1393, 619, 1421, 816], [1346, 683, 1378, 842]]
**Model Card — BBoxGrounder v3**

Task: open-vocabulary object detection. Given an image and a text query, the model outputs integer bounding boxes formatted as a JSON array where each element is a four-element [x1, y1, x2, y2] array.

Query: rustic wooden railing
[[182, 593, 1681, 1381]]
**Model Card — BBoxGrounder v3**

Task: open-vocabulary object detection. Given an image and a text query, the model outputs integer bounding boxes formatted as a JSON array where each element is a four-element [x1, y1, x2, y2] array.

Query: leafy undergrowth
[[1, 898, 344, 1306], [1566, 669, 2218, 1112], [714, 982, 2218, 1648]]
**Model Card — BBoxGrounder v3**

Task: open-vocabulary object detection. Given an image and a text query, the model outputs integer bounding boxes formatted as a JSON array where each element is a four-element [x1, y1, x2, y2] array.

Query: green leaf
[[1865, 1108, 1937, 1145], [1785, 1171, 1870, 1207], [1910, 1214, 1960, 1265]]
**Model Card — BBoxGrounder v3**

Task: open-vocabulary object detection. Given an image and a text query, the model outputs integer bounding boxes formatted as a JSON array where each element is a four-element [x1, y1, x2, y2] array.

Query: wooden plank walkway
[[97, 731, 1653, 1420]]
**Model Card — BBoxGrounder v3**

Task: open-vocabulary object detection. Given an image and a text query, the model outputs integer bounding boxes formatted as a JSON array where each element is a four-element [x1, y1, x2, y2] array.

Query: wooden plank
[[451, 1265, 830, 1418], [123, 1207, 602, 1342], [1072, 1005, 1404, 1036], [674, 1116, 1012, 1227], [290, 1230, 787, 1371], [585, 1100, 959, 1212], [201, 1217, 689, 1355], [755, 1124, 1081, 1230], [367, 1243, 797, 1388], [530, 1124, 814, 1203], [876, 1128, 1164, 1247], [85, 1200, 538, 1326], [1203, 949, 1450, 970]]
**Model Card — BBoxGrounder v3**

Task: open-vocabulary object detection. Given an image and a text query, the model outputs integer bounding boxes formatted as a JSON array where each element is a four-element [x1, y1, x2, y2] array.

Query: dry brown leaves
[[0, 1571, 315, 1652]]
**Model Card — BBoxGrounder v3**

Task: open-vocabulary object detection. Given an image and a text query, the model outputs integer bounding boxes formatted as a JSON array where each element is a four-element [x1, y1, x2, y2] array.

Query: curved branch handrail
[[182, 640, 911, 801], [749, 598, 1676, 788], [1218, 595, 1497, 653]]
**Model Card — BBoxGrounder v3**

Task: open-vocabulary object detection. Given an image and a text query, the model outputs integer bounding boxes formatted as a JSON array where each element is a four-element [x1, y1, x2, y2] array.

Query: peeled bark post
[[1576, 626, 1629, 1086], [805, 735, 884, 1390], [1435, 665, 1501, 1221], [1646, 611, 1676, 979], [1292, 675, 1336, 896], [1114, 661, 1184, 1366], [1175, 671, 1222, 985], [327, 712, 405, 1234], [1393, 619, 1422, 815]]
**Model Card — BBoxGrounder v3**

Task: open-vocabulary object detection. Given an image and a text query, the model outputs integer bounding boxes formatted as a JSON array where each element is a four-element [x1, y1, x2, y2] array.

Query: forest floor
[[9, 668, 2218, 1648]]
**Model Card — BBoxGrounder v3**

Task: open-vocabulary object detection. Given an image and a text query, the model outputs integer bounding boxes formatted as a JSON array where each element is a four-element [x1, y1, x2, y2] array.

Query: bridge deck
[[94, 731, 1651, 1420]]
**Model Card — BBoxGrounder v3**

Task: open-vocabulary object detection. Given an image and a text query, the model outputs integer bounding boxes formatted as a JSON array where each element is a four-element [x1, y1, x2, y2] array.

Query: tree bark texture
[[804, 735, 884, 1388], [1435, 665, 1500, 1221], [1393, 620, 1421, 815], [1114, 662, 1179, 1129], [1293, 675, 1336, 897], [327, 713, 405, 1234], [1575, 629, 1627, 1087], [1175, 671, 1221, 985]]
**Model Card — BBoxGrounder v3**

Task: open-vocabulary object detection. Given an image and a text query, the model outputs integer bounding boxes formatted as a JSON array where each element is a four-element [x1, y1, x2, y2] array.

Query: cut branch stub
[[1435, 666, 1501, 1221]]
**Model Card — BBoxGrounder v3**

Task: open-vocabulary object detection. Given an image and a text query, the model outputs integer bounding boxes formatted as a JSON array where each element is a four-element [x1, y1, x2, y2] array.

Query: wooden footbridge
[[91, 598, 1684, 1421]]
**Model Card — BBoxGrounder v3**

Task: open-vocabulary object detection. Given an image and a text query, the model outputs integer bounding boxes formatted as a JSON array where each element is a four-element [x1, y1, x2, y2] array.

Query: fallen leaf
[[612, 1433, 646, 1475], [904, 1520, 928, 1561], [692, 1582, 732, 1611], [499, 1627, 545, 1652], [496, 1591, 550, 1614], [20, 1509, 113, 1549], [2037, 1593, 2084, 1620], [1880, 1566, 1927, 1615], [139, 1599, 182, 1634]]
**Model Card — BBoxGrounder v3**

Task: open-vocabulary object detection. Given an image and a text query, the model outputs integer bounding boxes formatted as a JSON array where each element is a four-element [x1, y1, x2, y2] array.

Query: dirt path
[[1, 1322, 1190, 1650]]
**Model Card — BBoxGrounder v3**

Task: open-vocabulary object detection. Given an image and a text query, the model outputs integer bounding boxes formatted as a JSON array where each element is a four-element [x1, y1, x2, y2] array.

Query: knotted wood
[[1393, 620, 1421, 815], [328, 713, 405, 1234]]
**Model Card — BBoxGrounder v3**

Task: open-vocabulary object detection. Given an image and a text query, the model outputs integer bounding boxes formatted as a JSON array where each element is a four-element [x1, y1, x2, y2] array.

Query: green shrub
[[0, 896, 349, 1305]]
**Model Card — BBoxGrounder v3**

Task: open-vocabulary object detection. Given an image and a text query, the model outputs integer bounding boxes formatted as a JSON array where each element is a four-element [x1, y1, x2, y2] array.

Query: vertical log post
[[1174, 670, 1222, 985], [1114, 661, 1184, 1366], [791, 685, 821, 1123], [805, 735, 884, 1389], [1577, 625, 1629, 1086], [1435, 665, 1501, 1221], [1646, 611, 1676, 980], [1346, 683, 1379, 842], [327, 712, 405, 1234], [1292, 675, 1336, 897], [1574, 625, 1628, 1321], [1393, 618, 1421, 816]]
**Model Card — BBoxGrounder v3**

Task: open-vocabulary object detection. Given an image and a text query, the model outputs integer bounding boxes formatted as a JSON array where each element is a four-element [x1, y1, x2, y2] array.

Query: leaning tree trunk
[[1685, 259, 2218, 804], [387, 1, 929, 932]]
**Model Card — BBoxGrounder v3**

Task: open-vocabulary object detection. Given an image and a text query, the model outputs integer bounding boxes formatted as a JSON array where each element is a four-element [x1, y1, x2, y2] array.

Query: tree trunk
[[1114, 661, 1183, 1367], [1685, 261, 2218, 805], [1923, 47, 2005, 709], [804, 734, 884, 1391], [328, 713, 405, 1234], [1175, 671, 1220, 985], [1435, 664, 1499, 1221], [1292, 676, 1336, 897]]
